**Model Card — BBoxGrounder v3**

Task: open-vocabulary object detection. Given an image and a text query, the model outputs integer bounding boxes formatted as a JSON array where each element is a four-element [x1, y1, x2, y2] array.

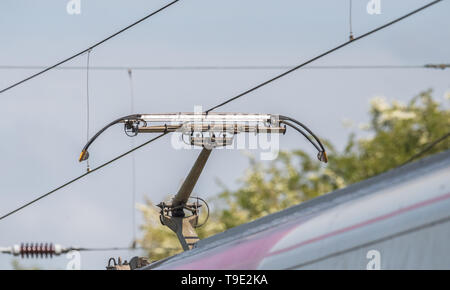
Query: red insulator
[[20, 243, 55, 258]]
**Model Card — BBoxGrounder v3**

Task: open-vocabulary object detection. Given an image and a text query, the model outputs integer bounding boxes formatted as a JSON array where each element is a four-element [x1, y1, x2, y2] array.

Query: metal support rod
[[137, 124, 286, 134], [172, 147, 212, 209]]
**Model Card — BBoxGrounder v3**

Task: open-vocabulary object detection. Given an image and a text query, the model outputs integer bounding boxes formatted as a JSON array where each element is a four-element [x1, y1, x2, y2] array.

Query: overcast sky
[[0, 0, 449, 269]]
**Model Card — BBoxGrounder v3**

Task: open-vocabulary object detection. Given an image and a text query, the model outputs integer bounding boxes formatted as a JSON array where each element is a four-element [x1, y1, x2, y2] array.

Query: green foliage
[[329, 90, 450, 183], [11, 259, 42, 270], [138, 90, 450, 261]]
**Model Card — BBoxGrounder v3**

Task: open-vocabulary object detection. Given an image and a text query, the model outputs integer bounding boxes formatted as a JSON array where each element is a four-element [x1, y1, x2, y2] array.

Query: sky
[[0, 0, 449, 269]]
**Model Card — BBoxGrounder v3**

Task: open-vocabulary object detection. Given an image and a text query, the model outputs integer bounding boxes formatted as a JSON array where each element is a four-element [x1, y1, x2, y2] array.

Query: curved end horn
[[317, 151, 328, 163], [78, 150, 89, 162]]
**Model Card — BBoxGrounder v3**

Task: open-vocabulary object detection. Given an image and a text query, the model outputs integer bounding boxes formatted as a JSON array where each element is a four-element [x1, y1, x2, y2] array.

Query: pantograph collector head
[[78, 112, 328, 163]]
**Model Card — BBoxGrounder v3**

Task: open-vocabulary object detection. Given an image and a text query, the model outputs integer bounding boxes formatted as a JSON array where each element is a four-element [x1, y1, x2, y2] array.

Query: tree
[[137, 90, 450, 260]]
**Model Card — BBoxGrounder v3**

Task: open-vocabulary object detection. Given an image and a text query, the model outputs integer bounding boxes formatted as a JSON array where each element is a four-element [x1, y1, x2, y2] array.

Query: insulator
[[19, 243, 56, 258]]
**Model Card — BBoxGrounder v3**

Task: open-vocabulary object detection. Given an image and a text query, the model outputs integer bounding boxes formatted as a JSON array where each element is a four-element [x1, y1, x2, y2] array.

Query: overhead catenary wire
[[0, 64, 449, 71], [0, 243, 179, 257], [73, 246, 145, 252], [74, 245, 180, 252], [205, 0, 443, 113], [0, 0, 180, 95], [0, 132, 168, 221], [0, 0, 443, 222], [400, 132, 450, 167]]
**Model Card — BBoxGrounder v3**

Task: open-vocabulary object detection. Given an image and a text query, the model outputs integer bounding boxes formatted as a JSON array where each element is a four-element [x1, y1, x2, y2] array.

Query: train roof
[[143, 149, 450, 269]]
